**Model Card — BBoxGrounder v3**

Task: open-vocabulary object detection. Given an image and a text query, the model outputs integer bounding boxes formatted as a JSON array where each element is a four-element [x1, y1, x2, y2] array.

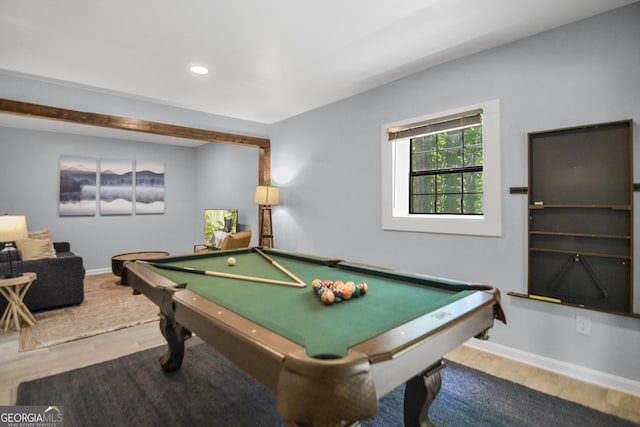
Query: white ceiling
[[0, 0, 636, 126]]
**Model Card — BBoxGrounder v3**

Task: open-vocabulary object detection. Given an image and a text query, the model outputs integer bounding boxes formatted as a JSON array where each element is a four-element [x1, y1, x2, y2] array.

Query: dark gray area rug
[[17, 338, 637, 427]]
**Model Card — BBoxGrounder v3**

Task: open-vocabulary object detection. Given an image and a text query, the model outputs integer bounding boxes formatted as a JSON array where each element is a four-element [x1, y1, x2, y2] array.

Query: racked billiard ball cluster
[[311, 278, 368, 305]]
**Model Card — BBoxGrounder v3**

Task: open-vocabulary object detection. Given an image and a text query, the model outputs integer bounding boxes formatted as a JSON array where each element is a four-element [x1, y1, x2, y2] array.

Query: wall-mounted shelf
[[529, 204, 631, 210], [529, 248, 630, 260], [529, 231, 630, 240], [524, 120, 633, 314], [508, 292, 640, 318]]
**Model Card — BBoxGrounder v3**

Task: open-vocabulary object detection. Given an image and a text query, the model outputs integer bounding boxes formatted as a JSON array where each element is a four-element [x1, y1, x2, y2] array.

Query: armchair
[[194, 230, 252, 253], [220, 230, 252, 250]]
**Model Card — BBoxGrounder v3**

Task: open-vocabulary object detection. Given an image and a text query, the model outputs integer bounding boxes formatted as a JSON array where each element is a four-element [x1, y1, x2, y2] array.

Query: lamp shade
[[0, 215, 28, 242], [254, 186, 280, 206]]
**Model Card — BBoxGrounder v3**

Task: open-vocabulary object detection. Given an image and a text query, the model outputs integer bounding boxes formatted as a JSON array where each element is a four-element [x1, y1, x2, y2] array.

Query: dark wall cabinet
[[527, 120, 633, 314]]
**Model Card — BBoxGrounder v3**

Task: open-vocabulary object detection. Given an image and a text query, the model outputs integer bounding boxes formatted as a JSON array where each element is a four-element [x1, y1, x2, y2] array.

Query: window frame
[[381, 99, 501, 237]]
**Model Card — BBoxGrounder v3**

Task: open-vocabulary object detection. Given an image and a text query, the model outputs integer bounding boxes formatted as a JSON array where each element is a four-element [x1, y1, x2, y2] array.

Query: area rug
[[19, 273, 159, 351], [16, 338, 638, 427]]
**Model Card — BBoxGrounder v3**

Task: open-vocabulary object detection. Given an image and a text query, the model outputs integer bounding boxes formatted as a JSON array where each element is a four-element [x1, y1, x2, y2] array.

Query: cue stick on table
[[138, 261, 306, 288], [255, 248, 306, 286]]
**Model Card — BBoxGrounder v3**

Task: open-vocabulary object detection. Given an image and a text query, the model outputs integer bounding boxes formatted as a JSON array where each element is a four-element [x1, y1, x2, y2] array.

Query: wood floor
[[1, 322, 639, 424]]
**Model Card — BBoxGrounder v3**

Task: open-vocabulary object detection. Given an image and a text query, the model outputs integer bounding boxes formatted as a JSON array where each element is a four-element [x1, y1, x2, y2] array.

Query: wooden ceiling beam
[[0, 98, 270, 148], [0, 98, 272, 186]]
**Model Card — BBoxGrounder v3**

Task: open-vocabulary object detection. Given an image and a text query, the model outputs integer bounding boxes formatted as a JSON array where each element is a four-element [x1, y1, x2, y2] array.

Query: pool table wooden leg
[[403, 360, 445, 427], [158, 313, 192, 372]]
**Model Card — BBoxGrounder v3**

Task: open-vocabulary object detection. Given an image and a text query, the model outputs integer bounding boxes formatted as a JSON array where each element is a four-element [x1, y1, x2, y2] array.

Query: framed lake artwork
[[59, 155, 97, 216], [59, 155, 165, 217], [100, 158, 133, 215], [135, 161, 165, 214]]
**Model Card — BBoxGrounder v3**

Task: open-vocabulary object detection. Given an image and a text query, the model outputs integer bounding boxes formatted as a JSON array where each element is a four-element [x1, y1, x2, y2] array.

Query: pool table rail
[[172, 287, 382, 425], [366, 292, 496, 397], [122, 248, 507, 426], [151, 246, 343, 268], [122, 261, 183, 315], [173, 288, 299, 390], [171, 279, 500, 426], [354, 290, 497, 365], [338, 261, 471, 291], [253, 247, 343, 267]]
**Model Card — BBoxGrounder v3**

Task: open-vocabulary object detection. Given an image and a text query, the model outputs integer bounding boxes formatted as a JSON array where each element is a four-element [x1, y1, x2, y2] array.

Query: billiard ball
[[352, 286, 360, 298], [227, 257, 236, 266], [313, 283, 325, 295], [358, 282, 368, 295], [345, 281, 359, 297], [321, 290, 335, 305], [343, 283, 355, 299]]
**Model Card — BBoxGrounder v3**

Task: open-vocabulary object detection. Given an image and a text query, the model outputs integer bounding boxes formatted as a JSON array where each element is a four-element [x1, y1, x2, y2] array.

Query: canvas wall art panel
[[59, 155, 97, 216], [100, 158, 133, 215], [204, 209, 238, 248], [135, 161, 165, 214]]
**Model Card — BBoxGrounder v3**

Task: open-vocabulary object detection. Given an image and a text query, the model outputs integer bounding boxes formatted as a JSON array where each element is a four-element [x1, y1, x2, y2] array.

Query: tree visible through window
[[410, 123, 483, 215], [382, 100, 500, 237]]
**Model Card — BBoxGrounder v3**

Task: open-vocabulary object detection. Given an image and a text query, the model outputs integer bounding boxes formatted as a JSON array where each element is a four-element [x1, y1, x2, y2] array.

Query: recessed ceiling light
[[189, 65, 209, 75]]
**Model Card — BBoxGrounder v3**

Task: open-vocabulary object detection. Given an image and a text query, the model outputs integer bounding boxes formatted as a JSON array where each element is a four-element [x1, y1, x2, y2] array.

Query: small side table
[[111, 251, 170, 277], [0, 272, 37, 332]]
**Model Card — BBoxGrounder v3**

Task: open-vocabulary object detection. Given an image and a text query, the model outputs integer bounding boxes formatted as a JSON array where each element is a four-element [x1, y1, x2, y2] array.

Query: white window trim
[[381, 99, 502, 237]]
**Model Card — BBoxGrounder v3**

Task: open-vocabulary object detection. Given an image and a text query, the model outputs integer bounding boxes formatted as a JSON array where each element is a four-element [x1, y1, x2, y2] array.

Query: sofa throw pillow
[[28, 228, 50, 240], [16, 238, 57, 261], [28, 228, 56, 256]]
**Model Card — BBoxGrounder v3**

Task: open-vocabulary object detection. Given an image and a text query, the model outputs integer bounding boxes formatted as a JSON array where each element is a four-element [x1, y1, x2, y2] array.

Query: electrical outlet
[[576, 315, 591, 336]]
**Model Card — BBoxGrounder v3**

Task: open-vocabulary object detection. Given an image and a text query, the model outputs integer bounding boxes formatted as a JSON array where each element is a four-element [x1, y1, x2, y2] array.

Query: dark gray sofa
[[0, 242, 85, 313]]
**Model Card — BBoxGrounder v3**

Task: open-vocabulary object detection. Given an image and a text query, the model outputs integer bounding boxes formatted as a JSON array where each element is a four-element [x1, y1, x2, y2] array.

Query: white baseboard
[[86, 268, 111, 275], [465, 338, 640, 398]]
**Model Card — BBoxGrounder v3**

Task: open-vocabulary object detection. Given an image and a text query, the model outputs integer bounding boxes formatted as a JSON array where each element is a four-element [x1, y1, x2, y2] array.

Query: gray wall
[[0, 127, 197, 268], [194, 142, 260, 242], [269, 3, 640, 381], [0, 74, 267, 269], [0, 2, 637, 387]]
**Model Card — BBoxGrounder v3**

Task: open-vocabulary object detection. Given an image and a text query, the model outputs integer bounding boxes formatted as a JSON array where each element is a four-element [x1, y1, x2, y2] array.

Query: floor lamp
[[254, 186, 279, 248]]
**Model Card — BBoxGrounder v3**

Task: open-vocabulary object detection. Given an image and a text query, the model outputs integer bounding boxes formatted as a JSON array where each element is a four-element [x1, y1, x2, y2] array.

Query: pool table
[[122, 247, 505, 426]]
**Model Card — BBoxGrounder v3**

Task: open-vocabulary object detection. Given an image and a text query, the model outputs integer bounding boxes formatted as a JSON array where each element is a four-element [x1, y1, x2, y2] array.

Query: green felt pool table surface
[[122, 247, 505, 426], [146, 248, 477, 358]]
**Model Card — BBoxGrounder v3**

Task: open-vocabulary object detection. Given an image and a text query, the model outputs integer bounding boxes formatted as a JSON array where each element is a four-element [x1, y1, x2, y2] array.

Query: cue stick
[[138, 261, 306, 288], [254, 248, 306, 286], [529, 294, 562, 304]]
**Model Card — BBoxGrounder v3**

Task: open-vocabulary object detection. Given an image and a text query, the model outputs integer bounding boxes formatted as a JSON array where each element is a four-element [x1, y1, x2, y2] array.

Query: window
[[410, 112, 483, 215], [381, 100, 501, 237]]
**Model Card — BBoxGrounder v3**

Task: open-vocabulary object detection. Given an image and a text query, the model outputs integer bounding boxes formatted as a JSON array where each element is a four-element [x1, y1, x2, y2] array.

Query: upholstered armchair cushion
[[220, 231, 252, 250]]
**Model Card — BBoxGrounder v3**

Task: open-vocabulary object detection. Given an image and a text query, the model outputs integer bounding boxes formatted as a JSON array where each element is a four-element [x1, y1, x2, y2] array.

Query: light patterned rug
[[19, 273, 159, 351]]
